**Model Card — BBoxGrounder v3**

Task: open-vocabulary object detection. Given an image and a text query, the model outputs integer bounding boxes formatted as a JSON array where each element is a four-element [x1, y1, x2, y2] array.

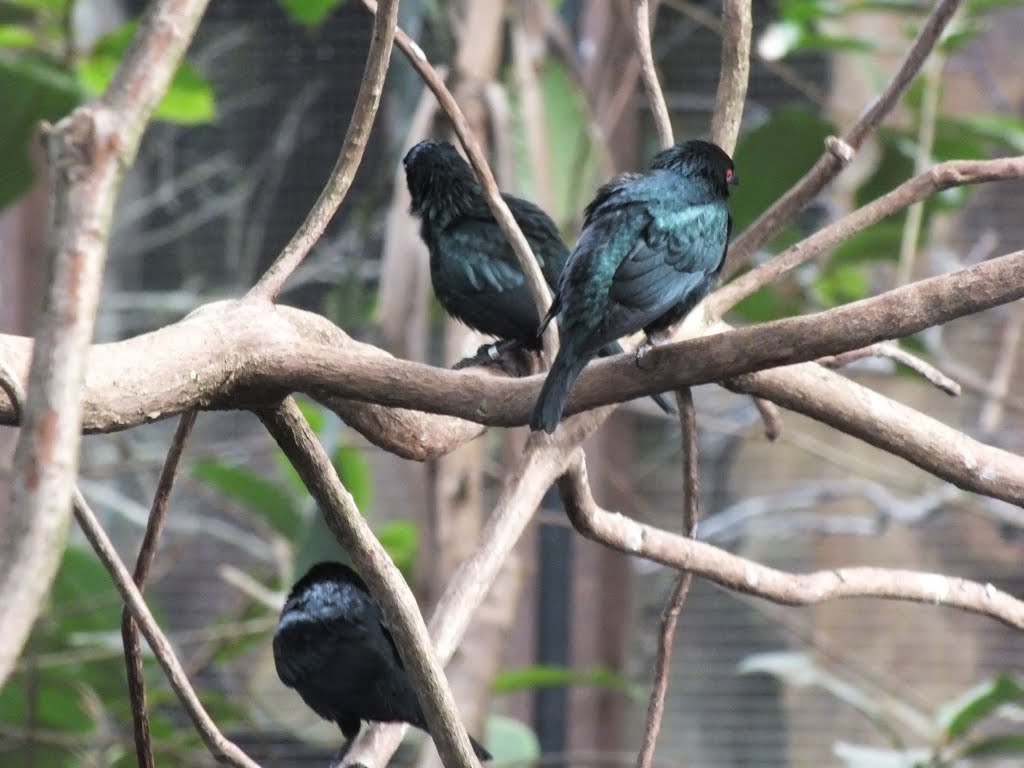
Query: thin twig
[[631, 0, 674, 148], [248, 0, 399, 300], [896, 52, 946, 287], [360, 0, 559, 361], [635, 390, 699, 768], [709, 0, 751, 155], [662, 0, 825, 107], [710, 155, 1024, 315], [121, 411, 198, 768], [257, 398, 480, 768], [819, 342, 961, 396], [3, 0, 213, 691], [558, 451, 1024, 629], [979, 305, 1024, 434], [723, 0, 964, 276], [70, 487, 259, 767]]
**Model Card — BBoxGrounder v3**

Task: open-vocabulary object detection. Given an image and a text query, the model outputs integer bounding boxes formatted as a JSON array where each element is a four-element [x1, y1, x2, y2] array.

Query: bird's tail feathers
[[469, 735, 493, 761], [536, 295, 561, 342], [530, 352, 588, 433]]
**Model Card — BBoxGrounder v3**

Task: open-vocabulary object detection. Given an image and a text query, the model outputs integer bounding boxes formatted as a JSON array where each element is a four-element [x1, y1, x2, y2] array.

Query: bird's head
[[278, 561, 368, 626], [403, 139, 480, 221], [649, 140, 738, 198]]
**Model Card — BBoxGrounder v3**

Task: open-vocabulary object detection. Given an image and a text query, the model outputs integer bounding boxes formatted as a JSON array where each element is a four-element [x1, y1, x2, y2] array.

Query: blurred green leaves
[[0, 11, 216, 212], [278, 0, 346, 28]]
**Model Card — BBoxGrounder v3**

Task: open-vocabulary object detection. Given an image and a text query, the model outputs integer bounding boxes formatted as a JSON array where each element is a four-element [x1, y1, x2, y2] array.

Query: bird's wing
[[606, 202, 730, 325]]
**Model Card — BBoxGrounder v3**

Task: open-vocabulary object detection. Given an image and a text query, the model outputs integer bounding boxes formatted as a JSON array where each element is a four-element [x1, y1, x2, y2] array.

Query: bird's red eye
[[726, 168, 733, 180]]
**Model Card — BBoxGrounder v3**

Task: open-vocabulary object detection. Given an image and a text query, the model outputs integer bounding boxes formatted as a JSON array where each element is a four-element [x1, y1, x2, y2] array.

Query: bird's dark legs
[[634, 330, 671, 368], [453, 339, 535, 377]]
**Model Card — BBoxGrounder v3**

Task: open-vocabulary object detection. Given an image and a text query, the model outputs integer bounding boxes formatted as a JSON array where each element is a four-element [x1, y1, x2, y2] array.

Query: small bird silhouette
[[403, 138, 675, 414], [530, 139, 738, 433], [273, 561, 492, 762]]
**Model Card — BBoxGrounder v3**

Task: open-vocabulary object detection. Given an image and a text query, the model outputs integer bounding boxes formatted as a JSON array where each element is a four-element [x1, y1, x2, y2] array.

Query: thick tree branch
[[723, 0, 963, 276], [257, 399, 481, 768], [711, 155, 1024, 314], [558, 452, 1024, 629], [2, 0, 211, 690], [249, 0, 399, 300], [361, 0, 557, 359], [1, 252, 1024, 500]]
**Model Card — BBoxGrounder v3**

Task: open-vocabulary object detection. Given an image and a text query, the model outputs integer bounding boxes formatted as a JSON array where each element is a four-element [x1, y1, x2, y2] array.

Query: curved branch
[[631, 0, 674, 148], [249, 0, 399, 300], [709, 0, 751, 155], [3, 0, 212, 690], [558, 453, 1024, 629], [1, 252, 1023, 499], [711, 155, 1024, 315], [723, 0, 964, 276]]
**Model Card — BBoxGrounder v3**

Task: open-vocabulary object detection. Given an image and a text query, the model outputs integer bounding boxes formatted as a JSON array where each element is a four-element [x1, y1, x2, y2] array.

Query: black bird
[[529, 139, 738, 433], [403, 139, 675, 414], [273, 561, 492, 762]]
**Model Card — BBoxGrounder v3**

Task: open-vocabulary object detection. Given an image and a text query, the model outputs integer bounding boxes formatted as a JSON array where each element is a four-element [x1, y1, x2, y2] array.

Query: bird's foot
[[454, 341, 534, 377], [634, 341, 652, 369]]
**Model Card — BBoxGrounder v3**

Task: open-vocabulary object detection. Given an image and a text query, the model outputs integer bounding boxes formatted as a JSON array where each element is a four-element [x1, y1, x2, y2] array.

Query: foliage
[[0, 1, 216, 211], [278, 0, 346, 28], [741, 651, 1024, 767]]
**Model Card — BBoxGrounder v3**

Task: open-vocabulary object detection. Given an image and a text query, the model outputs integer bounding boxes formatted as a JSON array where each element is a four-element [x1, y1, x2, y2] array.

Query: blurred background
[[1, 0, 1023, 766]]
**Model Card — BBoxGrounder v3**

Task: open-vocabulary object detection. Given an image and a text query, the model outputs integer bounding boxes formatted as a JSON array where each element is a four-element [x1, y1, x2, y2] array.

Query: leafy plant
[[740, 651, 1024, 767]]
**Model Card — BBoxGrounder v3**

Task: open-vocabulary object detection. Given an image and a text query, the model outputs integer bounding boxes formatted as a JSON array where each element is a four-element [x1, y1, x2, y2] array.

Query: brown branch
[[122, 411, 198, 768], [819, 342, 961, 396], [635, 390, 699, 768], [3, 252, 1024, 500], [257, 399, 481, 768], [2, 0, 212, 690], [722, 0, 964, 276], [711, 155, 1024, 315], [248, 0, 399, 300], [361, 0, 558, 360], [70, 487, 259, 767], [558, 453, 1024, 629], [631, 0, 674, 148], [709, 0, 751, 155]]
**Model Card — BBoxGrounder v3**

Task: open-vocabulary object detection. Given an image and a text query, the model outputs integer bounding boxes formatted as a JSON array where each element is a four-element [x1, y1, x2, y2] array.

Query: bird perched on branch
[[530, 139, 738, 434], [273, 561, 492, 762], [403, 138, 675, 414]]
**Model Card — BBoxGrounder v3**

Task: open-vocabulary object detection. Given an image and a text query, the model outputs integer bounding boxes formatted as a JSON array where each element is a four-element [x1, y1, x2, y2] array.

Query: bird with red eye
[[530, 139, 738, 433]]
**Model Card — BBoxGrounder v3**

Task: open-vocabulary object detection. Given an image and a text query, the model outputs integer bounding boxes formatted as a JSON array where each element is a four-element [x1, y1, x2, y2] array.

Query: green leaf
[[334, 445, 373, 514], [0, 674, 95, 732], [0, 23, 35, 47], [833, 741, 932, 768], [484, 715, 541, 762], [193, 459, 301, 538], [960, 733, 1024, 758], [815, 264, 870, 308], [51, 545, 122, 635], [278, 0, 345, 27], [377, 521, 418, 576], [732, 108, 837, 247], [493, 664, 632, 695], [76, 20, 215, 125], [729, 285, 804, 323], [854, 131, 914, 209], [940, 674, 1024, 740], [828, 222, 904, 266], [0, 54, 81, 211]]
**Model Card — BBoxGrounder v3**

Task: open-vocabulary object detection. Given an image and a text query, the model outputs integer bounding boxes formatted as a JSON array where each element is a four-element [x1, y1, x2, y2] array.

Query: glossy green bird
[[403, 139, 676, 414], [530, 139, 738, 433]]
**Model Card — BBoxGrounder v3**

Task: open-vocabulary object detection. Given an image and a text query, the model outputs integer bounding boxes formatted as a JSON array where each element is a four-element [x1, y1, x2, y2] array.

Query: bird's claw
[[634, 342, 652, 369]]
